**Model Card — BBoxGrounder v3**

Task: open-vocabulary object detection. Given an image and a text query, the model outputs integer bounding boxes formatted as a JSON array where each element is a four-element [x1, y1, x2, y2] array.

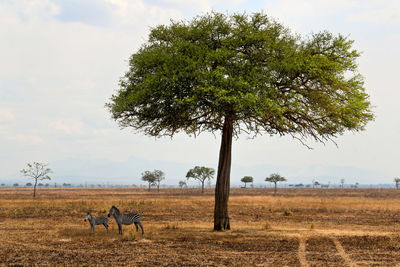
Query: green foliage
[[107, 11, 373, 143], [142, 170, 165, 191], [186, 166, 215, 182], [265, 173, 287, 184], [241, 176, 253, 184], [186, 166, 215, 192], [179, 180, 187, 188], [283, 208, 292, 216]]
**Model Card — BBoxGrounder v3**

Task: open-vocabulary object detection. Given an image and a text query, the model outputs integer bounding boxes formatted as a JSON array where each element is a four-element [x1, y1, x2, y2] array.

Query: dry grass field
[[1, 187, 400, 266]]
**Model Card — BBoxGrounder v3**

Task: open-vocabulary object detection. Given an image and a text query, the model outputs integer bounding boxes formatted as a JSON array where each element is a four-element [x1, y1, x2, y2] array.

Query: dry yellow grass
[[0, 187, 400, 266]]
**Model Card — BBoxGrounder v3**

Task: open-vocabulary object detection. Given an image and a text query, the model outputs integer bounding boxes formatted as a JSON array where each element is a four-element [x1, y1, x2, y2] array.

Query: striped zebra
[[84, 213, 109, 233], [107, 205, 144, 235]]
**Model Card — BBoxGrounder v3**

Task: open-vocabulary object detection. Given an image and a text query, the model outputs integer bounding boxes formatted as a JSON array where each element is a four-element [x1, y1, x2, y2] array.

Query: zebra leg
[[138, 222, 144, 235], [104, 223, 108, 233], [118, 224, 122, 235], [134, 222, 139, 232]]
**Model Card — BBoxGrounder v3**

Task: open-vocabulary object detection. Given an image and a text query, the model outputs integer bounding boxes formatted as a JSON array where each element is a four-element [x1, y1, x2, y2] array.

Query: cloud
[[53, 119, 86, 135], [7, 134, 44, 145], [265, 0, 400, 26], [0, 108, 15, 121], [6, 0, 60, 21]]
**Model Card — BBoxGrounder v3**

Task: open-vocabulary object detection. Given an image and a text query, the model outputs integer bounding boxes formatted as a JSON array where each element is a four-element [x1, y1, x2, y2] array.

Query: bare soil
[[0, 187, 399, 266]]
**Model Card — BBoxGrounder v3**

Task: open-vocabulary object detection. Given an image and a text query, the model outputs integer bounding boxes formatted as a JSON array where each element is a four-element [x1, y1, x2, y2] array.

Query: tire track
[[298, 236, 308, 267], [332, 237, 355, 267]]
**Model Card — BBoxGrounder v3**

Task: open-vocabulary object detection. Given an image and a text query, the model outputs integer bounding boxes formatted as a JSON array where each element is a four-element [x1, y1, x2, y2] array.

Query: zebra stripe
[[84, 213, 109, 233], [107, 205, 144, 235]]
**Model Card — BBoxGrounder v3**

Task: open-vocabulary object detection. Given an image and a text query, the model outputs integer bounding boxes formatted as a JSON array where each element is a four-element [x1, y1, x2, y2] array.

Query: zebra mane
[[112, 205, 120, 214]]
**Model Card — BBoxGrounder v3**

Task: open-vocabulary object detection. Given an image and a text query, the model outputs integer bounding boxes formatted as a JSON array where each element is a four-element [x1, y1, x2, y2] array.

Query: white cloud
[[7, 134, 44, 145], [105, 0, 183, 26], [0, 108, 15, 121], [53, 119, 86, 135], [350, 0, 400, 25], [9, 0, 60, 21], [265, 0, 400, 26]]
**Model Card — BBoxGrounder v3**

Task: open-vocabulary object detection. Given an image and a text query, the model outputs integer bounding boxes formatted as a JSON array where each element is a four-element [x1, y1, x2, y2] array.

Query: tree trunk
[[148, 183, 151, 192], [157, 183, 160, 192], [274, 182, 277, 195], [214, 116, 233, 231], [201, 181, 205, 193], [33, 179, 37, 198], [244, 182, 247, 188]]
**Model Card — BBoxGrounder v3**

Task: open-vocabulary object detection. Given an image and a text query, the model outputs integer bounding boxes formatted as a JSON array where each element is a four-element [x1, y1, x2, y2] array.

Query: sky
[[1, 0, 399, 186]]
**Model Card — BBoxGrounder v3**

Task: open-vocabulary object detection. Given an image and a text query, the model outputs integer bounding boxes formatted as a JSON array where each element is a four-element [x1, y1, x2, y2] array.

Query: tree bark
[[214, 116, 233, 231], [274, 182, 277, 194], [33, 178, 37, 198], [148, 183, 151, 192], [201, 181, 205, 193]]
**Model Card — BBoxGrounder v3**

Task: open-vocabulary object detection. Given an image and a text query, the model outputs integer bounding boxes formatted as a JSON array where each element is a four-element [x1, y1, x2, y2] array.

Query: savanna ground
[[1, 187, 400, 266]]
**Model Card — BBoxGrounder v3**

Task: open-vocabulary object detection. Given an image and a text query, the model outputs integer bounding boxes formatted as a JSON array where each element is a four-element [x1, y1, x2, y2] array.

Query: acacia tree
[[265, 173, 286, 194], [186, 166, 215, 193], [241, 176, 253, 188], [142, 170, 165, 192], [141, 170, 157, 191], [179, 180, 187, 188], [107, 12, 373, 231], [153, 170, 165, 192], [20, 162, 52, 198], [394, 178, 400, 189]]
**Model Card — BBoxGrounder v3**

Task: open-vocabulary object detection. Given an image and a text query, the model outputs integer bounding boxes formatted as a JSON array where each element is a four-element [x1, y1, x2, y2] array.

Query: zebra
[[107, 205, 144, 235], [84, 213, 109, 234]]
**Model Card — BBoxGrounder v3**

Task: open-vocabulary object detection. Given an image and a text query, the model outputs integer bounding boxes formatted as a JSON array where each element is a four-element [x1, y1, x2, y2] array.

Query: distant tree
[[45, 183, 50, 187], [13, 183, 19, 187], [153, 170, 165, 192], [179, 180, 187, 188], [142, 171, 156, 191], [265, 173, 286, 194], [313, 180, 320, 188], [26, 182, 32, 187], [240, 176, 253, 188], [355, 182, 359, 188], [186, 166, 215, 193], [340, 178, 345, 188], [1, 183, 5, 187], [394, 178, 400, 189], [20, 162, 52, 198], [142, 170, 165, 192], [106, 12, 373, 230], [38, 183, 44, 187]]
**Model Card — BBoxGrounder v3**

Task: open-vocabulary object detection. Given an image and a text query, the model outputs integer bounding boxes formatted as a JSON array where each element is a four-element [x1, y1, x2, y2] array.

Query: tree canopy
[[241, 176, 253, 187], [142, 170, 165, 192], [20, 162, 52, 198], [108, 12, 372, 141], [265, 173, 286, 194], [107, 11, 373, 230], [186, 166, 215, 193]]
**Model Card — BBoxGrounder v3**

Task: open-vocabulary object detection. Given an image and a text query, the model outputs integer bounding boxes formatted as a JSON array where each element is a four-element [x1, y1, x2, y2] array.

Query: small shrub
[[310, 223, 315, 230], [283, 209, 292, 216], [263, 221, 272, 230], [164, 224, 179, 230]]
